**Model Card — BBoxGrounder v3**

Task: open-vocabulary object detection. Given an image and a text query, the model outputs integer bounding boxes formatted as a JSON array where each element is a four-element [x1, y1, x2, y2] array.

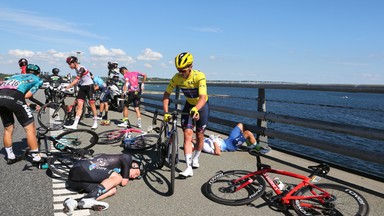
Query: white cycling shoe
[[77, 198, 109, 211], [91, 122, 98, 130], [64, 124, 78, 130], [179, 167, 193, 178], [192, 159, 200, 168], [63, 198, 78, 216]]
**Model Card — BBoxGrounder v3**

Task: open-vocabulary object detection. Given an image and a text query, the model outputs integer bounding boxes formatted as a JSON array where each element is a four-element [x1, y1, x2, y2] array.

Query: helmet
[[108, 61, 119, 70], [26, 64, 41, 75], [175, 52, 193, 69], [18, 58, 28, 67], [132, 157, 144, 179], [52, 68, 60, 75], [66, 56, 78, 64]]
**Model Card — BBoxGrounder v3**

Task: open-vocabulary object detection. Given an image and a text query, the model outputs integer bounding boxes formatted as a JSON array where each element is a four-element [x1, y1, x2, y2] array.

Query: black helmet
[[66, 56, 78, 64], [18, 58, 28, 67], [52, 68, 60, 75], [26, 64, 41, 75], [108, 61, 118, 70]]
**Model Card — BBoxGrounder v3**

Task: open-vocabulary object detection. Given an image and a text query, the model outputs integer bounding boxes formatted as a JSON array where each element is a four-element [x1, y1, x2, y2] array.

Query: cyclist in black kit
[[63, 153, 143, 215]]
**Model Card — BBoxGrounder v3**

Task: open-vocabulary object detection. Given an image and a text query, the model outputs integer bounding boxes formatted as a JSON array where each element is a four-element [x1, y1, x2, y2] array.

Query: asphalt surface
[[0, 91, 383, 216]]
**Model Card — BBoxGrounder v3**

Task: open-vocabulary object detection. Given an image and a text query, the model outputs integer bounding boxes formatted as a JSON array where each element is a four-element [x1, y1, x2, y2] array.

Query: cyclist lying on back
[[193, 123, 271, 155], [63, 153, 143, 215]]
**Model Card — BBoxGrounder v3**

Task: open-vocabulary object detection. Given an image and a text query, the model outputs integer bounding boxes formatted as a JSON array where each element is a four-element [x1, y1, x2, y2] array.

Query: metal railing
[[140, 81, 384, 180]]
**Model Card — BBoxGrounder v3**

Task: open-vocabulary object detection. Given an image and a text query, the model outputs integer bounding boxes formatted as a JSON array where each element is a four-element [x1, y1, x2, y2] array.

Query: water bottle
[[38, 163, 49, 169], [273, 177, 285, 190]]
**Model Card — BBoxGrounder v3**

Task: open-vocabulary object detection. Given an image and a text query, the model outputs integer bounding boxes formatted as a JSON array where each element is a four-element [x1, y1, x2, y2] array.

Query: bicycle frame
[[228, 151, 335, 207]]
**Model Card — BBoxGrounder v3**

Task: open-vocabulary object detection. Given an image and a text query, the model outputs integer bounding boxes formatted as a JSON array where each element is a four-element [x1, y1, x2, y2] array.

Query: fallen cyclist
[[194, 123, 271, 155], [63, 153, 143, 215]]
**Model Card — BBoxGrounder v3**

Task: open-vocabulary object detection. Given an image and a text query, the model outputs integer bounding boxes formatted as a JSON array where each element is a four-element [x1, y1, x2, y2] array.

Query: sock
[[73, 116, 80, 126], [93, 117, 97, 123], [193, 150, 201, 161], [185, 154, 192, 169], [5, 147, 15, 159]]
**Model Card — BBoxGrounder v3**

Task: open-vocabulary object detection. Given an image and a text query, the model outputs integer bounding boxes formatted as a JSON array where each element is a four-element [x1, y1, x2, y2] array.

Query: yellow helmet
[[175, 52, 193, 69]]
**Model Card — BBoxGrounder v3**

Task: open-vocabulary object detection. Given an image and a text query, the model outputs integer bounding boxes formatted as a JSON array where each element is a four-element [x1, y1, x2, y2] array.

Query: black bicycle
[[38, 88, 87, 130], [152, 109, 183, 195], [23, 127, 98, 178]]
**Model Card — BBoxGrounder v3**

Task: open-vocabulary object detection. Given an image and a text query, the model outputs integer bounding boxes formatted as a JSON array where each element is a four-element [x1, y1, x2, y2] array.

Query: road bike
[[22, 127, 98, 178], [203, 149, 369, 216], [152, 109, 184, 195], [37, 89, 89, 130], [97, 117, 159, 151]]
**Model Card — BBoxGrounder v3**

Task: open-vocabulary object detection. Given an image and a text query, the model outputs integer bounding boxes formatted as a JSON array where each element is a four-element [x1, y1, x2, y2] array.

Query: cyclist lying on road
[[63, 153, 143, 215], [193, 123, 271, 155]]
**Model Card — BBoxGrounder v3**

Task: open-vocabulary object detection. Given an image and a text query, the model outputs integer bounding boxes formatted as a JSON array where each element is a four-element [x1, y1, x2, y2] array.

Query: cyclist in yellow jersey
[[163, 52, 209, 178]]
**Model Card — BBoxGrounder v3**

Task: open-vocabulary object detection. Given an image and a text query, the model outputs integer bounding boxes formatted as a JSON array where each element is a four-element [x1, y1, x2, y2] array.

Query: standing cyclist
[[118, 67, 147, 128], [0, 64, 46, 164], [64, 56, 98, 130], [18, 58, 28, 74], [162, 52, 209, 178], [90, 73, 110, 122], [44, 68, 63, 103]]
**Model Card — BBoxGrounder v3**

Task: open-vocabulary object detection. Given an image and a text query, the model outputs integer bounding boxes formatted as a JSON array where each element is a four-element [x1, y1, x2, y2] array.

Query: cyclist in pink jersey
[[118, 67, 147, 128]]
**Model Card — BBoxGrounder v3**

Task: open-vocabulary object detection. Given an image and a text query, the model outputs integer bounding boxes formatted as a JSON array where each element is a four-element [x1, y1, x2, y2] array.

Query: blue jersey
[[0, 74, 43, 94], [93, 76, 107, 90]]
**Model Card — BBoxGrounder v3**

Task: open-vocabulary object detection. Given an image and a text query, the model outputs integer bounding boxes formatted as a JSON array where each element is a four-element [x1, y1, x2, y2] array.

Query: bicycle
[[152, 109, 185, 195], [203, 149, 369, 216], [22, 127, 98, 178], [37, 88, 87, 130], [97, 117, 160, 151]]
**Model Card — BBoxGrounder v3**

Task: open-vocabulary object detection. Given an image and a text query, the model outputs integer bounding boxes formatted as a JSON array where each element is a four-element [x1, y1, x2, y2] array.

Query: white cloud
[[8, 49, 35, 57], [89, 45, 126, 56], [144, 63, 152, 68], [137, 48, 163, 61], [209, 55, 216, 59], [0, 7, 105, 39]]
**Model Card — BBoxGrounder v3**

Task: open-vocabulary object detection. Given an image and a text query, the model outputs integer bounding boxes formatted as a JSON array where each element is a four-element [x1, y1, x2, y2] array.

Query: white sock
[[73, 116, 80, 126], [5, 147, 15, 159], [185, 154, 192, 169], [193, 150, 201, 161]]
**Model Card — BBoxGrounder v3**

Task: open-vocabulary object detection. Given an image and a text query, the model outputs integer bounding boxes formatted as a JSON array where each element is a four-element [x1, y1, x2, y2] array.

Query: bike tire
[[97, 130, 124, 144], [47, 153, 78, 179], [203, 170, 266, 206], [124, 134, 160, 151], [55, 129, 98, 149], [291, 183, 369, 216], [169, 131, 177, 195], [157, 142, 167, 169], [38, 102, 68, 131]]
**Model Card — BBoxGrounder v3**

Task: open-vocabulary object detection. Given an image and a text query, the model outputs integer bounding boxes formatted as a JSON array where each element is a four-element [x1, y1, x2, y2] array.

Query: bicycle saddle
[[308, 163, 330, 175]]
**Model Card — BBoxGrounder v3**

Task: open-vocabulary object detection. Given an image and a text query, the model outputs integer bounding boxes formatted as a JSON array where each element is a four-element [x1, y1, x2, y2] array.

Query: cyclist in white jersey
[[63, 56, 98, 130]]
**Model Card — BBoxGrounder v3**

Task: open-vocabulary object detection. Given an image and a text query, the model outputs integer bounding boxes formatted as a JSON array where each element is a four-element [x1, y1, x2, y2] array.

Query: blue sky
[[0, 1, 383, 84]]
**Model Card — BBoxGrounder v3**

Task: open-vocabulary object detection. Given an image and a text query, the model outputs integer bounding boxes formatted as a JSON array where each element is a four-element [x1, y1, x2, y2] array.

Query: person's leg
[[181, 128, 194, 175], [243, 130, 256, 144], [4, 124, 15, 159], [103, 102, 109, 120], [89, 101, 98, 129]]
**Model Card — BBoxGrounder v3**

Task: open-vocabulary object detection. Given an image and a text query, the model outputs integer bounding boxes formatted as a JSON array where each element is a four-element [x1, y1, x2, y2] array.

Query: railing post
[[175, 86, 181, 110], [257, 88, 268, 144]]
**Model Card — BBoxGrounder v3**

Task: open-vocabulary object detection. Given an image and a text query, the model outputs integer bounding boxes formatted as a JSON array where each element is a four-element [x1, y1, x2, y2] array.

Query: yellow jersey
[[165, 69, 208, 105]]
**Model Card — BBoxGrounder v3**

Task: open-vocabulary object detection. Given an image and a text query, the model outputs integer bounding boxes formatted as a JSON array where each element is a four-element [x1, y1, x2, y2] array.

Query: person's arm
[[213, 141, 221, 155], [121, 178, 129, 187], [65, 77, 78, 90], [162, 91, 170, 113]]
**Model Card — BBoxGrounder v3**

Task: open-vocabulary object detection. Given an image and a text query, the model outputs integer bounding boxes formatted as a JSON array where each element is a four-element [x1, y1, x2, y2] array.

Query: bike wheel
[[47, 153, 78, 179], [124, 134, 160, 151], [97, 130, 124, 144], [55, 129, 98, 149], [203, 170, 266, 206], [38, 102, 67, 131], [169, 131, 177, 195], [157, 142, 167, 169], [291, 183, 369, 216]]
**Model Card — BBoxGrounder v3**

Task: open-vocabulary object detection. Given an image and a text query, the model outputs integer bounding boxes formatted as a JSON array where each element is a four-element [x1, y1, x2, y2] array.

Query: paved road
[[0, 91, 383, 216]]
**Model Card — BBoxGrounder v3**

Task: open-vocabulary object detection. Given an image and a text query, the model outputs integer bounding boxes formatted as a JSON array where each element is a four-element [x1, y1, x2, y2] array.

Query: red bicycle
[[203, 149, 369, 216]]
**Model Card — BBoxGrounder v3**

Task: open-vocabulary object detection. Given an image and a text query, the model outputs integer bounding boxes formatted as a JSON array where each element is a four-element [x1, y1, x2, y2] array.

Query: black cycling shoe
[[6, 156, 23, 165]]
